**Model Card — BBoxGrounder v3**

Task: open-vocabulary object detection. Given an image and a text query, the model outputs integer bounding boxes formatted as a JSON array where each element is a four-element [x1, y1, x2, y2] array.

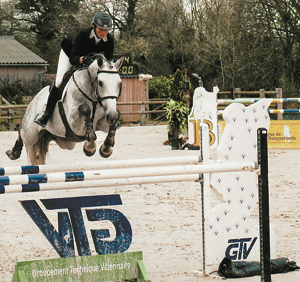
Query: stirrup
[[34, 112, 50, 128]]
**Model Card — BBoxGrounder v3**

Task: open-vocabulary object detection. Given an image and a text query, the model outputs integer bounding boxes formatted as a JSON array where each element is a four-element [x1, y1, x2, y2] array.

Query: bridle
[[71, 64, 122, 120], [72, 65, 122, 108]]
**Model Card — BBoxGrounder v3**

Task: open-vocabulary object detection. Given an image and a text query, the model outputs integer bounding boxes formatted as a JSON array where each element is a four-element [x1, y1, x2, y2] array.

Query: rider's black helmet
[[92, 12, 112, 30]]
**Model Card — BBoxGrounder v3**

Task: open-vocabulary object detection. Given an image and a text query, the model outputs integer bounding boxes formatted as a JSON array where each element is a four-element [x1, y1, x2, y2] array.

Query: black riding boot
[[35, 85, 62, 127]]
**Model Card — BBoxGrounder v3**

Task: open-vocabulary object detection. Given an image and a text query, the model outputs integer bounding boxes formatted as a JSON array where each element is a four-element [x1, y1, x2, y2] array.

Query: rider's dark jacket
[[69, 27, 114, 65]]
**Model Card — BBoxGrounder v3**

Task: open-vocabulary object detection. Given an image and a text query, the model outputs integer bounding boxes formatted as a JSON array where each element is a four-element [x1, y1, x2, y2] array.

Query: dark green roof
[[0, 36, 48, 65]]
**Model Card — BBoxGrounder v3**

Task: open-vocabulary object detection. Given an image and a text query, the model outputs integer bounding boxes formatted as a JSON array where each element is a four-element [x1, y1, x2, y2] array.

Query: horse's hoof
[[99, 145, 113, 158], [83, 147, 96, 157], [6, 150, 14, 160], [6, 150, 20, 160]]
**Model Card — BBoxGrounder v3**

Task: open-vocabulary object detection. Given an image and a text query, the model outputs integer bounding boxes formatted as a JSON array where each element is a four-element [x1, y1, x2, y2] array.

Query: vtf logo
[[225, 237, 257, 260], [20, 195, 132, 258]]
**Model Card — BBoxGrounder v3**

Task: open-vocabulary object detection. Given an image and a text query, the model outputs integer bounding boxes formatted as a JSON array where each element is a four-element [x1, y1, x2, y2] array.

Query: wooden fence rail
[[0, 101, 168, 130], [0, 89, 285, 130]]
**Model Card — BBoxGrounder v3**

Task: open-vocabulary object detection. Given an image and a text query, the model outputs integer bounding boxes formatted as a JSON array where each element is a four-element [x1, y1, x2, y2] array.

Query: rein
[[72, 73, 98, 120], [59, 64, 121, 142]]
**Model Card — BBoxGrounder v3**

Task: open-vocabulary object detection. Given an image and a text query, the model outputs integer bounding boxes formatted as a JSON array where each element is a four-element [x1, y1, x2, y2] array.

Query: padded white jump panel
[[203, 99, 275, 273]]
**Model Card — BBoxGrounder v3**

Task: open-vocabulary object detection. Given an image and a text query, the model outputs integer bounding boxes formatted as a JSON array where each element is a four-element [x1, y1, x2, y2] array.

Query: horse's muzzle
[[106, 110, 120, 125]]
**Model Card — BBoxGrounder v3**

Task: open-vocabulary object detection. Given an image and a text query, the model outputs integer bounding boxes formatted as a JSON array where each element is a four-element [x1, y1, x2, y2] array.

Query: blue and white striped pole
[[1, 174, 201, 194], [268, 109, 300, 114], [0, 161, 257, 194], [218, 108, 300, 115], [0, 155, 201, 176], [217, 98, 300, 104]]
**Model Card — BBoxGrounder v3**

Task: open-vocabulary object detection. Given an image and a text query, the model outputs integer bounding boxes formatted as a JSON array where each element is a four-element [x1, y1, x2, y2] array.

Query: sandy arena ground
[[0, 125, 299, 281]]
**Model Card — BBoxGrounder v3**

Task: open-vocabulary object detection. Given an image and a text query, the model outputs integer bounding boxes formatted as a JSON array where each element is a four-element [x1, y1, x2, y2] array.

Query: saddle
[[59, 68, 77, 92]]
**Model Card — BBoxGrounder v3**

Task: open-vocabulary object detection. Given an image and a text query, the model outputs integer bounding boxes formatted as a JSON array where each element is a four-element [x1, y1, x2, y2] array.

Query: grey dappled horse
[[6, 55, 124, 165]]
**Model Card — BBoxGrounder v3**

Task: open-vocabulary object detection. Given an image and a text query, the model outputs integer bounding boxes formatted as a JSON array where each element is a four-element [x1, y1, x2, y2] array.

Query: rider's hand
[[82, 55, 94, 66]]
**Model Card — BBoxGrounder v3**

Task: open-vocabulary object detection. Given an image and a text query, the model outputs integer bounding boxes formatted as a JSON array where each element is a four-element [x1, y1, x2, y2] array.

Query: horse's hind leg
[[26, 144, 39, 165], [99, 112, 120, 158], [27, 133, 51, 165], [6, 131, 23, 160], [27, 144, 47, 165]]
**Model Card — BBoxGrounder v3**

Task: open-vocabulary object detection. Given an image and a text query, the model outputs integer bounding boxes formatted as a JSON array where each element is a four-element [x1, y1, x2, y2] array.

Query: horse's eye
[[99, 81, 103, 87]]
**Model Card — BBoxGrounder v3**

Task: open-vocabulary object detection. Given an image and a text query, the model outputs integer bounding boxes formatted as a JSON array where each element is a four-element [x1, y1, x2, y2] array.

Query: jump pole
[[267, 109, 300, 114], [0, 155, 201, 176], [0, 161, 257, 194], [217, 97, 300, 104], [218, 108, 300, 115]]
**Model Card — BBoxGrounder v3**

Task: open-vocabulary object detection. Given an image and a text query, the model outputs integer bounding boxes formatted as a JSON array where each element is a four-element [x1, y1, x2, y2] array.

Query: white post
[[188, 86, 219, 149]]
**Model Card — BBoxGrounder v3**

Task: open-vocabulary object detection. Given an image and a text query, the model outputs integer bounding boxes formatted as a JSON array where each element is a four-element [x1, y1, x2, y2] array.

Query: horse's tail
[[6, 130, 24, 160], [181, 143, 200, 150], [27, 132, 52, 165]]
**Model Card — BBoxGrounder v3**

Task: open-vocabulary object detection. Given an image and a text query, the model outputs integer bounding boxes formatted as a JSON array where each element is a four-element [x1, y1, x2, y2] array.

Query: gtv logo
[[225, 237, 257, 260], [20, 195, 132, 258]]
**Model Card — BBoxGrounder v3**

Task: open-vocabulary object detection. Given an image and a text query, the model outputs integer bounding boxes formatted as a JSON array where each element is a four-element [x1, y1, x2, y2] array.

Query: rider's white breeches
[[55, 49, 72, 88]]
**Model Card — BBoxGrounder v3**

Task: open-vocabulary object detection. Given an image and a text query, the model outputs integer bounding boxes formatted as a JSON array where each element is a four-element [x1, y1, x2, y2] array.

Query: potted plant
[[165, 99, 189, 149], [164, 69, 189, 149]]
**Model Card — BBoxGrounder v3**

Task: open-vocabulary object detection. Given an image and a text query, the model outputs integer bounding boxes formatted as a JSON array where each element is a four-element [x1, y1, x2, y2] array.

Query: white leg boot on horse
[[78, 104, 97, 157], [99, 110, 120, 158]]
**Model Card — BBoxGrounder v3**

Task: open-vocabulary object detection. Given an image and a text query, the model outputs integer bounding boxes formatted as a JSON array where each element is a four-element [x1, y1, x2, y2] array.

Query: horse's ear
[[97, 55, 106, 68], [114, 56, 124, 70]]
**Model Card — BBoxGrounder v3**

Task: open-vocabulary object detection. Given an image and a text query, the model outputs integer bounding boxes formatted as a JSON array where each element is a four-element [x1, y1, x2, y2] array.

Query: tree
[[2, 0, 300, 95], [0, 0, 20, 36], [149, 76, 172, 99], [170, 69, 185, 102], [255, 0, 300, 92], [165, 69, 188, 147], [187, 0, 286, 91], [15, 0, 83, 73]]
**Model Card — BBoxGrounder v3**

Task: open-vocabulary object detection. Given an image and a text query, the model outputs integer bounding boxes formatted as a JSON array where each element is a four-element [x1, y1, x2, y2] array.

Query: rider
[[35, 11, 114, 127]]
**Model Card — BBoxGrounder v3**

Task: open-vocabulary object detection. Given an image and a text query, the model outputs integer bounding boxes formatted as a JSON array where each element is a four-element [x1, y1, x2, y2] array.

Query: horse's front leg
[[99, 111, 120, 158], [78, 104, 97, 157]]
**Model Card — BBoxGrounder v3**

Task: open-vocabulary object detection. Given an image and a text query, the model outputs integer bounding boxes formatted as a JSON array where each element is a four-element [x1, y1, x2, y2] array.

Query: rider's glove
[[82, 55, 94, 66]]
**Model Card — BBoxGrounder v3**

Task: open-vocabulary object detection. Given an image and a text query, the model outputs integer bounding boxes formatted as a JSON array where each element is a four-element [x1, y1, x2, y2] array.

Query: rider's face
[[95, 26, 109, 39]]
